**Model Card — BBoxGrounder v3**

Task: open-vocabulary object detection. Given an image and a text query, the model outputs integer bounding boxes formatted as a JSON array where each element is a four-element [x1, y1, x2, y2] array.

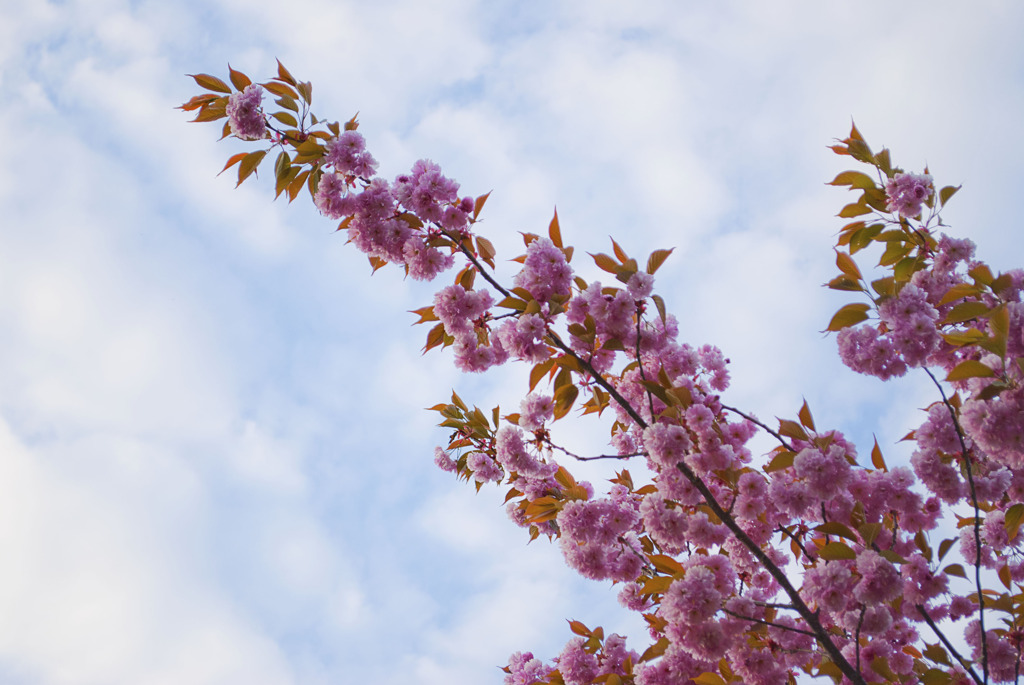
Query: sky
[[0, 1, 1023, 683]]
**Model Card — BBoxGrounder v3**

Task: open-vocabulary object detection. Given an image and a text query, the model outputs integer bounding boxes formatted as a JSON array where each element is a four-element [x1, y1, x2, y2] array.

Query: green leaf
[[778, 419, 808, 441], [923, 642, 951, 666], [859, 522, 882, 546], [939, 283, 983, 305], [945, 360, 996, 382], [826, 302, 871, 332], [272, 111, 298, 127], [939, 185, 960, 207], [838, 202, 871, 218], [942, 301, 990, 325], [814, 522, 859, 542], [879, 239, 912, 267], [828, 170, 876, 190], [818, 541, 857, 561], [1005, 503, 1024, 542], [765, 450, 796, 472], [692, 673, 726, 685], [944, 563, 966, 578], [835, 251, 862, 280], [276, 95, 299, 113], [871, 276, 895, 297]]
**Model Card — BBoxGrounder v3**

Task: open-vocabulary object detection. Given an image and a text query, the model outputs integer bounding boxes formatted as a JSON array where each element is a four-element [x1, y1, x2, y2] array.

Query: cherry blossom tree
[[180, 62, 1024, 685]]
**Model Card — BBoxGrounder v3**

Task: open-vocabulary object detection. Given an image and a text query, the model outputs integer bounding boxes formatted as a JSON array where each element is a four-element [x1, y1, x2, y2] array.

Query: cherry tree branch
[[720, 607, 819, 638], [722, 404, 796, 452], [924, 367, 988, 683], [916, 605, 984, 685], [448, 227, 866, 684]]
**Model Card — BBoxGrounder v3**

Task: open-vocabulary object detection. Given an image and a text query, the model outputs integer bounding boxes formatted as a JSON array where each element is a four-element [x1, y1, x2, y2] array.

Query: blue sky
[[1, 1, 1023, 683]]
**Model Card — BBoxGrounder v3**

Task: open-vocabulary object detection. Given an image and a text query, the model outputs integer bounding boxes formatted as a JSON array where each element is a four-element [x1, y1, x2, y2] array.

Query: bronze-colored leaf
[[825, 302, 871, 332], [548, 208, 562, 248], [646, 248, 674, 275], [227, 65, 251, 91], [237, 150, 267, 186], [189, 73, 231, 93]]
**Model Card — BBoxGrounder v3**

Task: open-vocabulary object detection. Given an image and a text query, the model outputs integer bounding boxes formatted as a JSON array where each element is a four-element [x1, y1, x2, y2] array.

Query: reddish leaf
[[227, 64, 251, 91], [189, 73, 231, 93]]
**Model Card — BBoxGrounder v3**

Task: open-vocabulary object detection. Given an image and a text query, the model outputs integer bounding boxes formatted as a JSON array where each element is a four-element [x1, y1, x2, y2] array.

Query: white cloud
[[0, 0, 1022, 682]]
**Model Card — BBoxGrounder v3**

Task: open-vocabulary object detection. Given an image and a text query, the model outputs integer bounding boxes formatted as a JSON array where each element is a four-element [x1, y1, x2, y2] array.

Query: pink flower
[[853, 550, 901, 605], [226, 84, 266, 140], [885, 172, 933, 218], [433, 447, 457, 472], [514, 238, 573, 303]]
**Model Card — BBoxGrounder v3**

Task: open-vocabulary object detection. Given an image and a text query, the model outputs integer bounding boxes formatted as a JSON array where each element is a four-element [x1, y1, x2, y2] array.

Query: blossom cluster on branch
[[181, 62, 1024, 685]]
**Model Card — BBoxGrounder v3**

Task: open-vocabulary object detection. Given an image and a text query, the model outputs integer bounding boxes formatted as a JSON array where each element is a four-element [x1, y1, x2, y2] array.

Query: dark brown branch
[[924, 367, 988, 684], [915, 604, 984, 685], [678, 460, 867, 685], [446, 232, 651, 430], [444, 228, 866, 685]]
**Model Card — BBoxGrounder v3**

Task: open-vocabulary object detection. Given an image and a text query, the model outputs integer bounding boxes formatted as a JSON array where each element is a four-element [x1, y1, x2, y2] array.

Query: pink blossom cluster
[[514, 237, 573, 303], [226, 84, 267, 140], [503, 651, 551, 685], [324, 131, 377, 178], [885, 172, 932, 218], [311, 152, 477, 282], [393, 159, 472, 230], [494, 314, 552, 365], [556, 497, 643, 582], [495, 425, 557, 483], [966, 622, 1023, 683], [555, 634, 637, 685], [837, 284, 940, 380], [567, 282, 637, 351], [518, 393, 554, 432]]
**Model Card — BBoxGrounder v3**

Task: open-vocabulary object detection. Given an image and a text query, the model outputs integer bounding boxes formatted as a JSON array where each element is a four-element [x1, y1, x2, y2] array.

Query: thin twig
[[915, 605, 984, 685], [722, 404, 795, 452], [777, 525, 813, 562], [721, 607, 819, 638], [635, 310, 656, 420], [543, 440, 643, 462], [924, 367, 988, 684]]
